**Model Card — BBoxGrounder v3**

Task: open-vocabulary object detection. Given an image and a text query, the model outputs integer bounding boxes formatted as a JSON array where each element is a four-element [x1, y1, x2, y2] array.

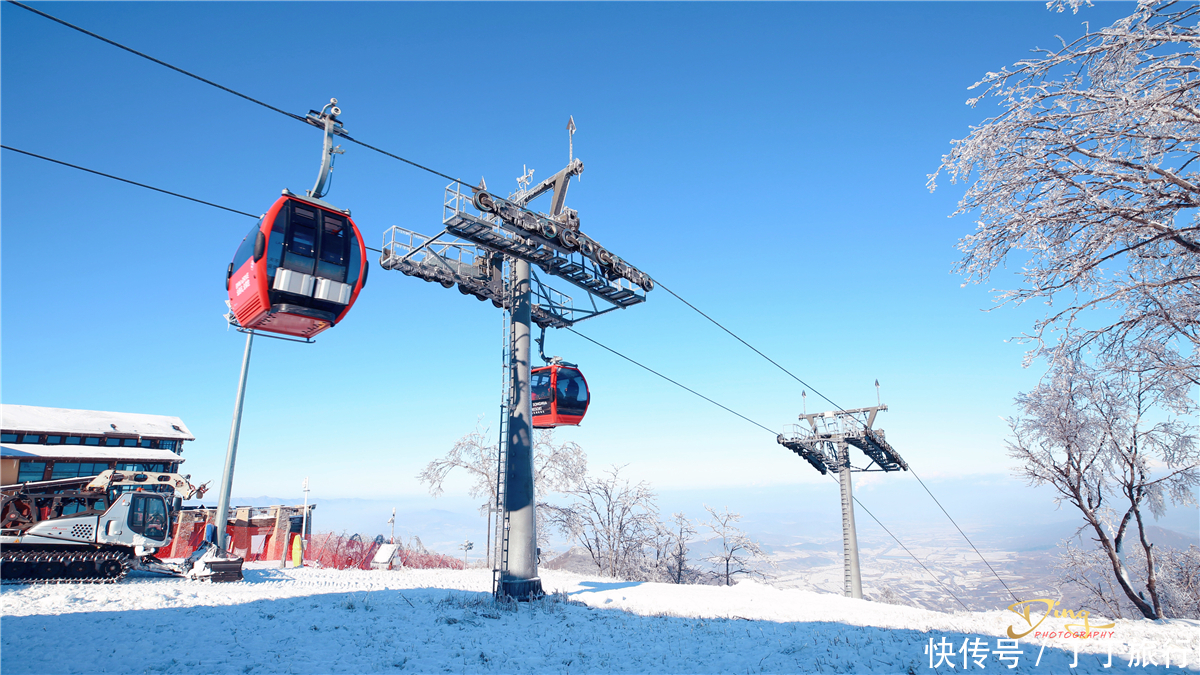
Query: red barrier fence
[[305, 532, 378, 570], [395, 547, 466, 570], [304, 532, 465, 570]]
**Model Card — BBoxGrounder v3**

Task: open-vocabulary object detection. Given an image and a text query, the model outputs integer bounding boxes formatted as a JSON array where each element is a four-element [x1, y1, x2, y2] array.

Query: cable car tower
[[777, 394, 907, 600], [380, 118, 652, 599]]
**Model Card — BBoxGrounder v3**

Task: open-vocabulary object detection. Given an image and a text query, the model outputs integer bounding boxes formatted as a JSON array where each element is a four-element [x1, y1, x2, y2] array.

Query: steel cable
[[6, 0, 471, 188], [1, 145, 260, 218], [2, 145, 382, 252], [7, 1, 307, 124]]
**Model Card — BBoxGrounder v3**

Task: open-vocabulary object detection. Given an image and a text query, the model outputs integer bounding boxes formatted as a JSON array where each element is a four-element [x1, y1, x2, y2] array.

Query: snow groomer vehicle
[[1, 469, 242, 582]]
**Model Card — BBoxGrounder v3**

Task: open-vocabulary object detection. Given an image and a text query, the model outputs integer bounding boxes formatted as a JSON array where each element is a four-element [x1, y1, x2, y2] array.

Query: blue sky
[[3, 2, 1193, 542]]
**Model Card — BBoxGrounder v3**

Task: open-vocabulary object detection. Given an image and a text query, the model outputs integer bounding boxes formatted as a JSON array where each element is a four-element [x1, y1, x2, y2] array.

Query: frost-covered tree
[[1057, 537, 1200, 620], [548, 465, 659, 578], [703, 505, 771, 586], [1008, 354, 1198, 619], [663, 512, 700, 585], [1152, 544, 1200, 618], [930, 2, 1200, 383], [418, 423, 587, 561], [640, 512, 702, 584], [418, 422, 498, 512]]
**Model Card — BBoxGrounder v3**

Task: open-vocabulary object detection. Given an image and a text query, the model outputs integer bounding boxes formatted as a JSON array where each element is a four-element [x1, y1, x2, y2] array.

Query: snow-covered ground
[[2, 565, 1196, 674], [767, 535, 1066, 612]]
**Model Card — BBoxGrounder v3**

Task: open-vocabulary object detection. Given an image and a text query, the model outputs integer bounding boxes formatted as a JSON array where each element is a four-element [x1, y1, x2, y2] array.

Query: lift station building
[[0, 404, 192, 486]]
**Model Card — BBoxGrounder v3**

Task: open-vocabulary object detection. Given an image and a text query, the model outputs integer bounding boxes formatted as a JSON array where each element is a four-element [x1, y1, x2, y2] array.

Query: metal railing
[[380, 226, 489, 281]]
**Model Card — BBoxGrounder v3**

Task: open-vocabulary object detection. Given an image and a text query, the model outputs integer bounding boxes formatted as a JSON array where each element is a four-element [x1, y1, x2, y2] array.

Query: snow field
[[2, 564, 1196, 674]]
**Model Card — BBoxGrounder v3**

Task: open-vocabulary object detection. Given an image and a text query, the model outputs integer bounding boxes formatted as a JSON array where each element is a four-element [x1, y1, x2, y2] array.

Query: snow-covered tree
[[417, 423, 587, 561], [930, 2, 1200, 383], [418, 422, 497, 512], [703, 505, 771, 586], [1008, 353, 1198, 619], [548, 465, 659, 578], [663, 512, 700, 585], [1058, 536, 1200, 620]]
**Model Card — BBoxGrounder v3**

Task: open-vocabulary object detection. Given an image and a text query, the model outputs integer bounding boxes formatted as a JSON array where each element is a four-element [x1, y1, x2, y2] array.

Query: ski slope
[[2, 565, 1195, 674]]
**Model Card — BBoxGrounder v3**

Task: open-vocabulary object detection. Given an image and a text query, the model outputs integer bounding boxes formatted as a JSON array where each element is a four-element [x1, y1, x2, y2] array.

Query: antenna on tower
[[875, 380, 880, 407], [517, 165, 534, 193], [567, 116, 576, 163]]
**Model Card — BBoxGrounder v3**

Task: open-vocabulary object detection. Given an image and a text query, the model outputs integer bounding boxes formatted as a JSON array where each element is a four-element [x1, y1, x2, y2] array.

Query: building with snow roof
[[0, 405, 193, 485]]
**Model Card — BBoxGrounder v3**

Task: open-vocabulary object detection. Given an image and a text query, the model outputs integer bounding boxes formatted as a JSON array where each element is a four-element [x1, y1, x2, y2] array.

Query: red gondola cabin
[[227, 193, 368, 338], [531, 364, 590, 428]]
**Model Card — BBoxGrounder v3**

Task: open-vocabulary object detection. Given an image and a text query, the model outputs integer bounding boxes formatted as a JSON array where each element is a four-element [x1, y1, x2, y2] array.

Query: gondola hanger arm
[[306, 98, 347, 200]]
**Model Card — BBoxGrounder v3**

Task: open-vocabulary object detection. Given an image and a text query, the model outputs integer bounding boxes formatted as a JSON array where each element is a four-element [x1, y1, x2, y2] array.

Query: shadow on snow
[[0, 584, 1183, 674]]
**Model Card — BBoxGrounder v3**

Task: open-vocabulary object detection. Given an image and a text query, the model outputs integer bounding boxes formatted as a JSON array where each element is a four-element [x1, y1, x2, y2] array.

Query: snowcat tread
[[0, 550, 130, 585]]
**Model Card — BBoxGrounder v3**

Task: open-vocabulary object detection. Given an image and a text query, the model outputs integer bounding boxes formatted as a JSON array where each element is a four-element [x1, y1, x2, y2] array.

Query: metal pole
[[838, 442, 863, 599], [279, 505, 288, 569], [300, 477, 310, 565], [501, 257, 542, 598], [215, 332, 254, 554]]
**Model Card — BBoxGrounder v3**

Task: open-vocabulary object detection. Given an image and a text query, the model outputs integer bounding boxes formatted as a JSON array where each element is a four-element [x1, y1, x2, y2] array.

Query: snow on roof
[[0, 444, 185, 463], [1, 405, 194, 440]]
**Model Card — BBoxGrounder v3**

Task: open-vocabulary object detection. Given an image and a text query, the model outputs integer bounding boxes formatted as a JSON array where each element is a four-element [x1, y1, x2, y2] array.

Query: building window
[[117, 463, 167, 473], [104, 438, 120, 447], [140, 440, 152, 448], [1, 433, 18, 443], [84, 437, 100, 446], [46, 435, 62, 444], [50, 462, 111, 479], [17, 461, 46, 482], [21, 434, 41, 443], [65, 436, 81, 445], [86, 462, 111, 476], [122, 438, 137, 447], [51, 462, 80, 479], [159, 440, 177, 452]]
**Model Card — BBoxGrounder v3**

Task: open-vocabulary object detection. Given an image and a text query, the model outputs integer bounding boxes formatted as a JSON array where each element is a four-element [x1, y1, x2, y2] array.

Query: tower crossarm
[[789, 404, 907, 473], [380, 225, 577, 328], [777, 426, 833, 475], [843, 428, 908, 472], [444, 180, 653, 306]]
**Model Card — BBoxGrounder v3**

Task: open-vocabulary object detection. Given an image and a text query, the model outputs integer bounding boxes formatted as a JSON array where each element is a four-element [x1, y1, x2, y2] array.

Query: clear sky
[[3, 2, 1192, 539]]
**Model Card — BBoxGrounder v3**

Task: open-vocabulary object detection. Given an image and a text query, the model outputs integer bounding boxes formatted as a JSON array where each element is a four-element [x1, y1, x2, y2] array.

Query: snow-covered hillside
[[2, 565, 1195, 674]]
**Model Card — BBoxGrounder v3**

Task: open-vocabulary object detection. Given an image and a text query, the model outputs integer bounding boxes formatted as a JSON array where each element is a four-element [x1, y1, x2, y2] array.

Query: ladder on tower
[[492, 264, 514, 598]]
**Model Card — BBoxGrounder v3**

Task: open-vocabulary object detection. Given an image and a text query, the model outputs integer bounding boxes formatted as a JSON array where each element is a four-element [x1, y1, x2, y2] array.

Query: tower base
[[499, 576, 544, 601]]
